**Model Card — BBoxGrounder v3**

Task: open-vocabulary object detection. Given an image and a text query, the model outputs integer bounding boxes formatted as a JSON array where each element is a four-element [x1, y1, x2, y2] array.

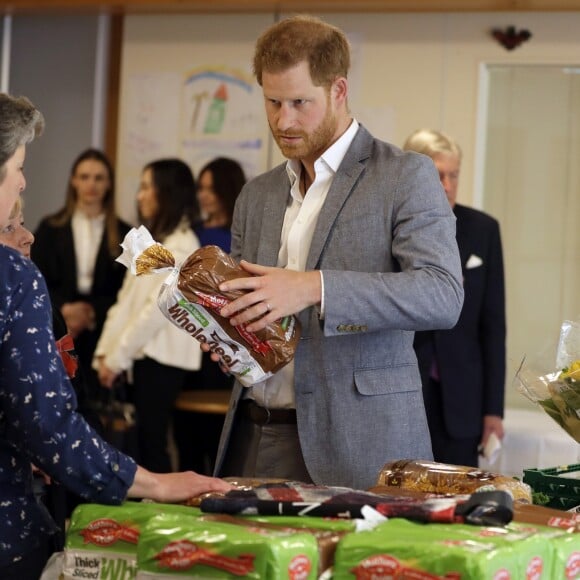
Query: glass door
[[481, 64, 580, 408]]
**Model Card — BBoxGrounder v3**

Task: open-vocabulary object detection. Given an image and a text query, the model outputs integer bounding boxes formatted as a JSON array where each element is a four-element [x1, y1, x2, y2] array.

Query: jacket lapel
[[453, 205, 470, 269], [92, 229, 110, 291], [62, 223, 78, 286], [257, 175, 290, 267], [306, 125, 371, 270]]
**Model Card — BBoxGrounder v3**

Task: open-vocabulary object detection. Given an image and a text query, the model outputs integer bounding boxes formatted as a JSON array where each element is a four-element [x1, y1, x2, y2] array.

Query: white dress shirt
[[71, 210, 105, 295], [249, 119, 359, 409]]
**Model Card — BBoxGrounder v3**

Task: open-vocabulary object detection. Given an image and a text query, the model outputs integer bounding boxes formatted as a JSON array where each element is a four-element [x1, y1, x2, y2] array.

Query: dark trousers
[[132, 356, 189, 473], [173, 410, 225, 475], [423, 377, 480, 467]]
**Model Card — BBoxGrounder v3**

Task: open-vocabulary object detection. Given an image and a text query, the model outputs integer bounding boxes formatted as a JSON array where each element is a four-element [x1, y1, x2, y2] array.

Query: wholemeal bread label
[[117, 227, 301, 387]]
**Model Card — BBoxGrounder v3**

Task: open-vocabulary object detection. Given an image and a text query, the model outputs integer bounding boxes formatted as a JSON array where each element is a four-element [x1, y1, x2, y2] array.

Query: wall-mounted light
[[492, 26, 532, 51]]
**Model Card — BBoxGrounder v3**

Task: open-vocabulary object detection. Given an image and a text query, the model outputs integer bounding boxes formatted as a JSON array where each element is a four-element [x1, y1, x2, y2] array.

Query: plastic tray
[[523, 464, 580, 510]]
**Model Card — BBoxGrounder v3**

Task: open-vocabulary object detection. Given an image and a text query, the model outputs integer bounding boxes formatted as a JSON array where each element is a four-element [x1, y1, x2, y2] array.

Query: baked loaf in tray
[[376, 459, 533, 503]]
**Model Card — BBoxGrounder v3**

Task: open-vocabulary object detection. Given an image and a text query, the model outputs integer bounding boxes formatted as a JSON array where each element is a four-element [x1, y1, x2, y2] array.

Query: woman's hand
[[128, 466, 234, 503], [31, 464, 52, 485], [96, 358, 121, 389]]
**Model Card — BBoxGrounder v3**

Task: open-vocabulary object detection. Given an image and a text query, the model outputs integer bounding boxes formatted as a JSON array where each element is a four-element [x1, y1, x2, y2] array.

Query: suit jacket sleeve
[[321, 151, 464, 335], [31, 218, 74, 310]]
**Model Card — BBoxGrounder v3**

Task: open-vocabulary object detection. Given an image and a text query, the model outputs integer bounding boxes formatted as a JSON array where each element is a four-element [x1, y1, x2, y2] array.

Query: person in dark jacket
[[31, 148, 131, 407], [404, 128, 506, 467]]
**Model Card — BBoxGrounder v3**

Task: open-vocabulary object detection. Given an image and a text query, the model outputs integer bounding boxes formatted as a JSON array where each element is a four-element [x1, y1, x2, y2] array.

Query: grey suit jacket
[[214, 125, 464, 490]]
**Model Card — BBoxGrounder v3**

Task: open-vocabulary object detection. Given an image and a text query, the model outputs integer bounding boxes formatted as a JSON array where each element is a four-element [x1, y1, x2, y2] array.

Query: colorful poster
[[180, 65, 265, 179]]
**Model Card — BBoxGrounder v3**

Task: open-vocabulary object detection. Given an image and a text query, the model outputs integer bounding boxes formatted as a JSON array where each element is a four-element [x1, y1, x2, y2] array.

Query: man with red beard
[[211, 15, 464, 491]]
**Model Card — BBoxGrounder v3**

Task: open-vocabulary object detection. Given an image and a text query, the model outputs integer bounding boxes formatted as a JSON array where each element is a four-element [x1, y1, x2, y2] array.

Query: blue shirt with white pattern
[[0, 245, 137, 565]]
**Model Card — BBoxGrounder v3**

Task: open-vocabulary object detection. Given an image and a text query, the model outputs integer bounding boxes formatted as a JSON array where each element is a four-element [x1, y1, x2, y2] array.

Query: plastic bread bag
[[117, 226, 301, 387], [136, 512, 319, 579], [514, 319, 580, 442], [376, 459, 532, 503], [197, 514, 350, 578]]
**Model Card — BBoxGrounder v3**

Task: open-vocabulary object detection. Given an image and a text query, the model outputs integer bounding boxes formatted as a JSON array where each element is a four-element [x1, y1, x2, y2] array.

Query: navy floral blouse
[[0, 245, 137, 566]]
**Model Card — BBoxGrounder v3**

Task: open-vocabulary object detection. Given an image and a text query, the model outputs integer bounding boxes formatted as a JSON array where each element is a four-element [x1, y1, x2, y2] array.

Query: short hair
[[403, 129, 462, 161], [142, 158, 199, 241], [197, 157, 246, 229], [253, 15, 350, 89], [0, 93, 44, 183]]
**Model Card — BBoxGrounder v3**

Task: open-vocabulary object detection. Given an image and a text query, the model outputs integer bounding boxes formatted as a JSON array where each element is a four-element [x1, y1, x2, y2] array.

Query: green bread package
[[63, 501, 200, 580], [63, 501, 355, 579], [439, 520, 580, 579], [198, 513, 356, 576], [136, 512, 320, 579], [333, 518, 580, 579]]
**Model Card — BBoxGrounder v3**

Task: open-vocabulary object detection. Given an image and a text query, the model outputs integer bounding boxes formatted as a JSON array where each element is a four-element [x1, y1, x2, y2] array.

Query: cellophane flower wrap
[[515, 319, 580, 442]]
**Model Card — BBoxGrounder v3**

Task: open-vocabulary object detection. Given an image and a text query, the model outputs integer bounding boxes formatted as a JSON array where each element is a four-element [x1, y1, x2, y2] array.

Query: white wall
[[483, 66, 580, 409]]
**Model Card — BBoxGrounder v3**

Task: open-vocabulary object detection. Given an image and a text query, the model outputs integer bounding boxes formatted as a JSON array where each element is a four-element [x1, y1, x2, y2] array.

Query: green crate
[[523, 464, 580, 510]]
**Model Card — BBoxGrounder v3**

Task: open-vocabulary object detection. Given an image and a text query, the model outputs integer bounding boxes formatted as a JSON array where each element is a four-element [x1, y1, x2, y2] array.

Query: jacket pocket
[[354, 365, 420, 396]]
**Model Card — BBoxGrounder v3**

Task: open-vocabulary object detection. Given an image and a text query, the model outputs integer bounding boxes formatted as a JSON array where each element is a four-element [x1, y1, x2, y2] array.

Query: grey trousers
[[220, 415, 313, 483]]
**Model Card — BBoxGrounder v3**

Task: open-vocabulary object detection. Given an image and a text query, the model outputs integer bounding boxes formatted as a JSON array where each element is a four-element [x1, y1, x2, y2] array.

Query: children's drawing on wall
[[117, 66, 267, 225], [119, 72, 183, 223], [182, 65, 265, 179], [123, 72, 183, 166]]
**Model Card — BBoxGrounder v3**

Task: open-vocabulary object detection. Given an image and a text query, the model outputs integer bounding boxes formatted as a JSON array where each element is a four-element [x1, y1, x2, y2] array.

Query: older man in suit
[[404, 129, 506, 468], [211, 15, 464, 491]]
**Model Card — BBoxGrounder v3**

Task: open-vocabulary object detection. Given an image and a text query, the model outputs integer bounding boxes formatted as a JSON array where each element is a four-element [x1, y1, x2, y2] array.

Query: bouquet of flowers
[[515, 319, 580, 442]]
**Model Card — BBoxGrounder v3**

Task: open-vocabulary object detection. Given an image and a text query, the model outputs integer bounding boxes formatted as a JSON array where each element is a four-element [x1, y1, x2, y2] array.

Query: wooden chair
[[174, 389, 231, 415]]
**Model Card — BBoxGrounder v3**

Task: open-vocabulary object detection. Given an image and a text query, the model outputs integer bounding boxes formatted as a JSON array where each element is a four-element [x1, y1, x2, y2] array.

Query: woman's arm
[[1, 251, 233, 504], [128, 466, 233, 503]]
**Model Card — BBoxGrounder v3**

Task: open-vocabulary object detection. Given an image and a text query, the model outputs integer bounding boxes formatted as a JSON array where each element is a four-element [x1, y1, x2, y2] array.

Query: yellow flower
[[560, 360, 580, 381]]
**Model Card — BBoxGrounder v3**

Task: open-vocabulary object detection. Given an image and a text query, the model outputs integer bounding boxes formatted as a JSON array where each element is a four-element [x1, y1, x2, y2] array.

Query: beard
[[271, 104, 338, 161]]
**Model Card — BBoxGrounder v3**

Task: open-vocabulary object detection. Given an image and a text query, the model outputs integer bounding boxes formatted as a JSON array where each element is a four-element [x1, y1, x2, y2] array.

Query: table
[[174, 389, 231, 415], [479, 407, 580, 478]]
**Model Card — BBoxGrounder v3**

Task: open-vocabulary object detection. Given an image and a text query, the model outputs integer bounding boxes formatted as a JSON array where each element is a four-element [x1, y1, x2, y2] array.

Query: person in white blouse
[[32, 149, 132, 408], [94, 158, 202, 473]]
